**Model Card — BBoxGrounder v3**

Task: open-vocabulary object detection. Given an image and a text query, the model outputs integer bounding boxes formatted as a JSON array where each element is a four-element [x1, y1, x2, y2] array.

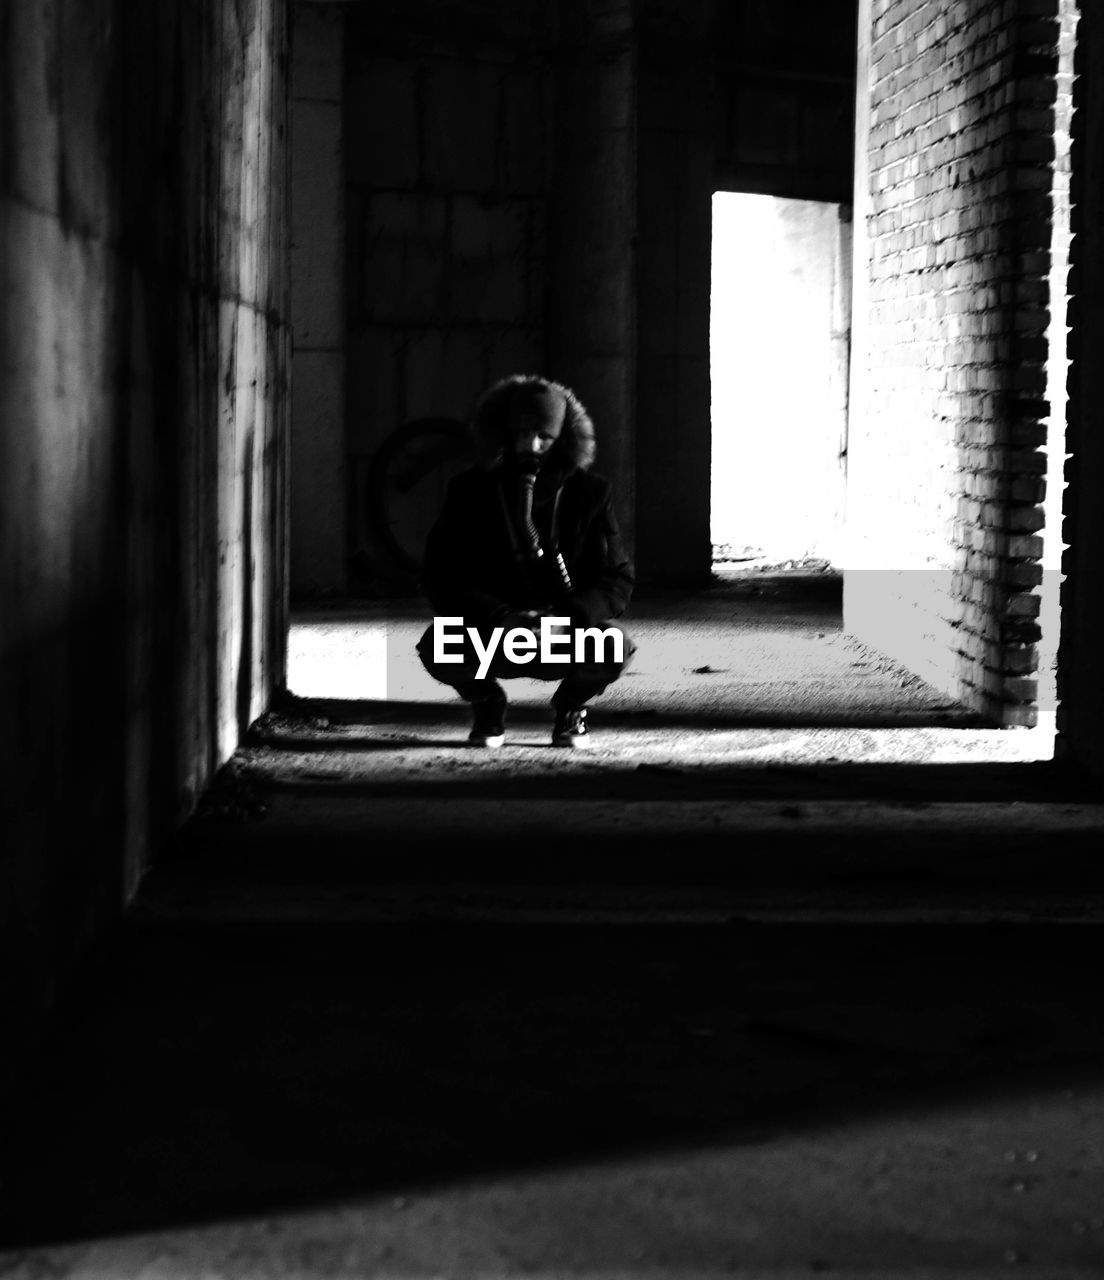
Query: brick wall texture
[[857, 0, 1062, 726]]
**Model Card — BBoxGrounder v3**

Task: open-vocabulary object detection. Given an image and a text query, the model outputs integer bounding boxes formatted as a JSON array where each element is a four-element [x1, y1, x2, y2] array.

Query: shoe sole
[[469, 733, 505, 748], [551, 735, 589, 748]]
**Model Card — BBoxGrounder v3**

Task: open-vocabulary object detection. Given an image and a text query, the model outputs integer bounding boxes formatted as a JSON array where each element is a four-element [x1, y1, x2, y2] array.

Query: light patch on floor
[[285, 584, 1054, 766]]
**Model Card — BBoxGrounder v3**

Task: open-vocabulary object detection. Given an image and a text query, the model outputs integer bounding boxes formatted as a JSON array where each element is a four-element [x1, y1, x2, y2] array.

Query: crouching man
[[416, 374, 635, 748]]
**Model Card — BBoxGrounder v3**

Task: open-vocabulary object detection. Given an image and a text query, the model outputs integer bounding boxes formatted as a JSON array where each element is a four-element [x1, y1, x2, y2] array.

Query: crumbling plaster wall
[[0, 0, 290, 1099]]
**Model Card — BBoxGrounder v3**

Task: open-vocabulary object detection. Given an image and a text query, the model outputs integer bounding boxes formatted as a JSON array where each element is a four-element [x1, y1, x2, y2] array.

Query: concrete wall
[[844, 0, 1059, 727], [548, 0, 639, 559], [340, 0, 555, 595], [635, 14, 715, 584], [291, 3, 347, 597], [0, 0, 290, 1100]]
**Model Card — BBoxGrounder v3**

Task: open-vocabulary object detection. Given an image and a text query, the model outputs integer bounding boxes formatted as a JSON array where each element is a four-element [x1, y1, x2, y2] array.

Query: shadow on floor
[[4, 919, 1104, 1250], [232, 696, 1072, 801], [259, 694, 991, 735], [5, 576, 1097, 1268]]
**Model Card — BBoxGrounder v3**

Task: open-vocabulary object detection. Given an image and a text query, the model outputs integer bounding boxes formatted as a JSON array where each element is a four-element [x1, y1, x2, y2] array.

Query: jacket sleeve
[[419, 473, 515, 627], [566, 478, 635, 626]]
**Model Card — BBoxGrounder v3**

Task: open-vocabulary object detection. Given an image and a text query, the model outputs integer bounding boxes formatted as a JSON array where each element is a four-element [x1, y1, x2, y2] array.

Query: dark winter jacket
[[421, 466, 634, 629], [420, 375, 634, 629]]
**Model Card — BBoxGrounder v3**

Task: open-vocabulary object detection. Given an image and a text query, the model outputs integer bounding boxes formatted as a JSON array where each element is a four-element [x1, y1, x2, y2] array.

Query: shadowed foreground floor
[[281, 575, 1054, 765], [3, 921, 1104, 1277], [2, 580, 1102, 1277]]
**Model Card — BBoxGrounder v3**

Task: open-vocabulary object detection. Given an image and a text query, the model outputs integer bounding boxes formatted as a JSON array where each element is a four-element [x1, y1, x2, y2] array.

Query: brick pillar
[[844, 0, 1062, 727]]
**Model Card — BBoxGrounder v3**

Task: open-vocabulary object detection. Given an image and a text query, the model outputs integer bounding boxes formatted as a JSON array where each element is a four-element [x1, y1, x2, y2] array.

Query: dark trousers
[[417, 618, 635, 709]]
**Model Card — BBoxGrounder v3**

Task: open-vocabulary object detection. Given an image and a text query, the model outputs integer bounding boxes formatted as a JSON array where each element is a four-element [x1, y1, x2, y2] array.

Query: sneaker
[[552, 705, 589, 748], [468, 692, 506, 748]]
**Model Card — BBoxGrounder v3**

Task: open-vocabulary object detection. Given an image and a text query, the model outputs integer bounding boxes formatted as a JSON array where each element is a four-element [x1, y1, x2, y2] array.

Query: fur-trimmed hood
[[470, 374, 597, 477]]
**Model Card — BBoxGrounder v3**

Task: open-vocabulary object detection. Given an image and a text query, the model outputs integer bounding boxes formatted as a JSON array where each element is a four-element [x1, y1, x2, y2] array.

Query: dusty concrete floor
[[280, 574, 1056, 767], [3, 578, 1103, 1277], [4, 924, 1104, 1277]]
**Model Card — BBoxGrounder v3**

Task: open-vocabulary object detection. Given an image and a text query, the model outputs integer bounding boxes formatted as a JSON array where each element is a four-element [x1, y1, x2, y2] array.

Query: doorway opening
[[1037, 0, 1079, 729], [709, 192, 851, 575]]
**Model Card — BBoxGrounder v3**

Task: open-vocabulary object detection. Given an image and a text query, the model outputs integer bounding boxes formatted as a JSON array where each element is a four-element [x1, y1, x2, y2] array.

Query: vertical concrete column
[[548, 0, 638, 554], [214, 0, 293, 760], [634, 37, 714, 585], [290, 1, 346, 595], [1056, 2, 1104, 774]]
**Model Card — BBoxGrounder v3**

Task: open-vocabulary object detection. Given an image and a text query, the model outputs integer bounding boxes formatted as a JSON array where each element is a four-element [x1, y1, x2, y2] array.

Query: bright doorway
[[709, 192, 852, 571]]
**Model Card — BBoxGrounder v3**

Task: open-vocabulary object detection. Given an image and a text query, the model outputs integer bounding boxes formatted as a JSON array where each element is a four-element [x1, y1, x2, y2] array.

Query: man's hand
[[501, 609, 542, 633], [539, 615, 572, 642]]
